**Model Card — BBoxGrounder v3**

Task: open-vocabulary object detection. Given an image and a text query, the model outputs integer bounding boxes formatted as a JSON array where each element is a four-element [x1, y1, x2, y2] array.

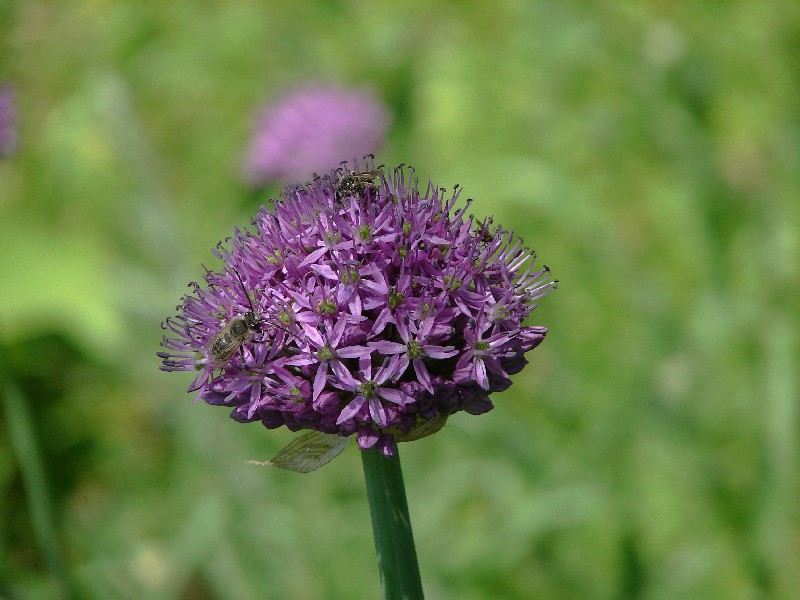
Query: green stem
[[361, 447, 424, 600], [1, 370, 76, 599]]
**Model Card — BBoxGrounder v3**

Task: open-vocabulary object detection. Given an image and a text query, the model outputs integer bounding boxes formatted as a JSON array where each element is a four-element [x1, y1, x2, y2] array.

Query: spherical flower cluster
[[160, 159, 555, 456], [0, 85, 17, 158], [243, 84, 390, 186]]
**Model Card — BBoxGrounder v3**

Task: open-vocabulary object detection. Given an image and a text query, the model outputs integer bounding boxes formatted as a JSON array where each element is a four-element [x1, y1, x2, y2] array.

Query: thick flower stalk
[[160, 159, 555, 458], [243, 84, 390, 186]]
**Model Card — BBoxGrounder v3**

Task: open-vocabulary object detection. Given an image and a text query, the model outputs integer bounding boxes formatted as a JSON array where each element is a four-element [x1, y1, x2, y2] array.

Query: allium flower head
[[160, 159, 556, 457], [244, 84, 390, 185], [0, 86, 17, 158]]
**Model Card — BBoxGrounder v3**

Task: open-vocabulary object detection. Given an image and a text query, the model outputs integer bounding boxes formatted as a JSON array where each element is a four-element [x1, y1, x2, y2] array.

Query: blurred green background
[[2, 1, 798, 599]]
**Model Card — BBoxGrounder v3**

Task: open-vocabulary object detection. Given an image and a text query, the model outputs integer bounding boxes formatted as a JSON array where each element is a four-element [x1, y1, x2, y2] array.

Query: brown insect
[[334, 168, 383, 201], [475, 217, 496, 244], [208, 269, 262, 368]]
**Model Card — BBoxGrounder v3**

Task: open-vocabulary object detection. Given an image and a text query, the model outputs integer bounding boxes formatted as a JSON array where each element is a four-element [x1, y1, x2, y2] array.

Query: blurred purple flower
[[243, 84, 390, 186], [160, 159, 556, 457], [0, 86, 17, 157]]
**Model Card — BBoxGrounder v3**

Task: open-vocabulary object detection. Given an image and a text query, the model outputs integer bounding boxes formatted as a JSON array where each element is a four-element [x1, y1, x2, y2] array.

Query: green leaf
[[394, 412, 449, 443]]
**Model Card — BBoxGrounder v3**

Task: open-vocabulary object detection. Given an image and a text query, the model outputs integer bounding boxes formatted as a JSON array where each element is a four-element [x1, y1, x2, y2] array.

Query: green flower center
[[340, 266, 359, 285], [317, 299, 337, 314], [407, 340, 424, 359], [421, 302, 431, 319], [444, 275, 462, 290], [388, 290, 405, 309], [359, 380, 377, 398]]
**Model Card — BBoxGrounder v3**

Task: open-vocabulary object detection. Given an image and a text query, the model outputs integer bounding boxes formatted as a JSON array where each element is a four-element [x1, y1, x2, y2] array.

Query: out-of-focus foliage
[[1, 1, 798, 599]]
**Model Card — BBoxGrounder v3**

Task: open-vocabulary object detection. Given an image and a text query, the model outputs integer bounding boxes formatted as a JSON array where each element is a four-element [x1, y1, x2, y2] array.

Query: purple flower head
[[244, 84, 390, 186], [160, 159, 556, 457], [0, 86, 18, 158]]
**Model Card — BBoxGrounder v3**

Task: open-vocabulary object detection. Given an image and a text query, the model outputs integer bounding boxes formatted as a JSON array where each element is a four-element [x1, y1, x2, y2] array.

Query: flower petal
[[336, 395, 366, 424]]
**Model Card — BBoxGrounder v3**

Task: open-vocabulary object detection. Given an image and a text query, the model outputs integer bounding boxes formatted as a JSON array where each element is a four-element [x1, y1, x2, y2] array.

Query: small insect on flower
[[208, 269, 263, 369], [334, 160, 384, 201], [475, 216, 495, 244]]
